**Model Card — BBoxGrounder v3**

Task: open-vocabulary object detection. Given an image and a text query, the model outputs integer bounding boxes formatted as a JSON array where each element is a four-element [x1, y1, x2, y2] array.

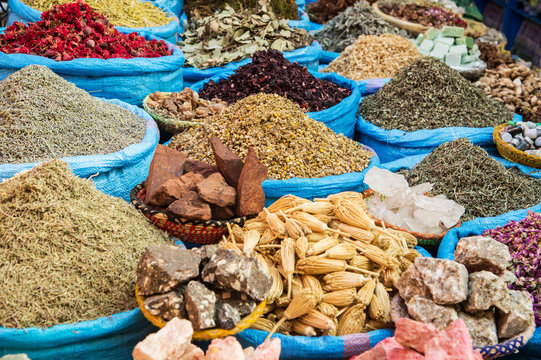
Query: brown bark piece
[[235, 148, 268, 217], [211, 136, 244, 187], [144, 145, 187, 205], [166, 191, 212, 221]]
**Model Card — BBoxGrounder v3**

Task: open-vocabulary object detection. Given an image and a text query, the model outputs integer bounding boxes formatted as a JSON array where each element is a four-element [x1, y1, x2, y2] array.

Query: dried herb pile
[[322, 34, 420, 81], [199, 49, 351, 112], [180, 3, 311, 69], [0, 2, 172, 61], [184, 0, 299, 21], [478, 42, 514, 69], [379, 2, 467, 28], [358, 57, 513, 131], [314, 1, 410, 53], [402, 138, 541, 221], [0, 65, 146, 164], [169, 93, 373, 180], [307, 0, 359, 24], [0, 160, 169, 328], [24, 0, 172, 28]]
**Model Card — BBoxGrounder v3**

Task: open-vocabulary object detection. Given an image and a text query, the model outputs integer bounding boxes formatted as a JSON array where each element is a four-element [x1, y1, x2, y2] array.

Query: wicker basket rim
[[493, 123, 541, 166], [142, 93, 202, 128]]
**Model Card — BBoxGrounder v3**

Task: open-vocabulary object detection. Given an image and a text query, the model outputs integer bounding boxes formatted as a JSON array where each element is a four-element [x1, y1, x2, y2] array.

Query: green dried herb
[[402, 138, 541, 221], [0, 65, 146, 164], [168, 93, 373, 180], [184, 0, 299, 20], [180, 1, 311, 69], [0, 160, 169, 328], [358, 57, 513, 131]]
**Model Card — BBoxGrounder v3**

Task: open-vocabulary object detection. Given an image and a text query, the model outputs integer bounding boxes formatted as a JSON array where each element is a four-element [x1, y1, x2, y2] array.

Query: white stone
[[364, 167, 408, 197]]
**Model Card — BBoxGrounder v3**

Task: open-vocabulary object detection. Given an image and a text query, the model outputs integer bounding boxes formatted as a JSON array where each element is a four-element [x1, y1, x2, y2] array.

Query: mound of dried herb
[[378, 2, 467, 28], [307, 0, 359, 24], [402, 138, 541, 221], [358, 57, 513, 131], [168, 93, 373, 180], [0, 160, 169, 329], [0, 65, 146, 164], [180, 2, 311, 69], [199, 49, 351, 112], [184, 0, 299, 20], [314, 1, 410, 53]]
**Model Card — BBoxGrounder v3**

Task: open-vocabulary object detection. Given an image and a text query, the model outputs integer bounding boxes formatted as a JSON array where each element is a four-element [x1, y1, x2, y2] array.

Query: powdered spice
[[0, 1, 171, 61], [199, 49, 351, 112]]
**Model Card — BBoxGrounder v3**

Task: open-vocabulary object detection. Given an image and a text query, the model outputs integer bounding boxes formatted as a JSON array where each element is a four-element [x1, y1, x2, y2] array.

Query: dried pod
[[323, 271, 368, 291], [299, 309, 335, 330], [292, 320, 317, 336], [317, 302, 339, 318], [301, 274, 324, 303], [357, 279, 377, 307], [295, 236, 309, 259], [337, 304, 366, 336], [321, 243, 357, 260], [306, 237, 340, 256], [322, 288, 357, 307]]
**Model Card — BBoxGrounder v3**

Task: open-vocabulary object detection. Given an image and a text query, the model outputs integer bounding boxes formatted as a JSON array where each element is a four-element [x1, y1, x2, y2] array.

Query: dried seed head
[[334, 199, 375, 230], [317, 302, 339, 318], [322, 243, 358, 260], [260, 228, 274, 244], [322, 288, 357, 307], [399, 257, 413, 273], [268, 265, 284, 303], [281, 237, 296, 299], [337, 304, 366, 336], [243, 229, 261, 254], [323, 271, 368, 291], [267, 195, 311, 214], [219, 241, 242, 255], [404, 249, 422, 262], [313, 214, 333, 225], [299, 309, 335, 330], [297, 257, 347, 275], [251, 317, 275, 332], [306, 232, 328, 242], [292, 320, 317, 336], [327, 192, 367, 209], [306, 237, 340, 256], [292, 212, 332, 233], [295, 236, 309, 259], [349, 255, 373, 270], [301, 274, 324, 303], [331, 221, 375, 243], [283, 288, 317, 320], [230, 224, 245, 242], [283, 214, 306, 239], [244, 220, 269, 234], [368, 283, 391, 323], [287, 201, 335, 215], [265, 208, 287, 236], [357, 279, 377, 307], [381, 268, 400, 288], [275, 296, 290, 308]]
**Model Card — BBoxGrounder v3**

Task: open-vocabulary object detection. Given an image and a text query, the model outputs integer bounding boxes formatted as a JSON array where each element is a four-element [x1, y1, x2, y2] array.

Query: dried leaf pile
[[223, 192, 422, 337], [0, 160, 169, 328]]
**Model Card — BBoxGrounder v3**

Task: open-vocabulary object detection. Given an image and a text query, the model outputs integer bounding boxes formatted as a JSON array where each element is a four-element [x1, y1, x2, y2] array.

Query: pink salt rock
[[387, 348, 425, 360], [132, 318, 193, 360], [180, 344, 205, 360], [395, 317, 441, 354], [424, 319, 478, 360], [246, 338, 281, 360], [349, 337, 406, 360], [205, 336, 245, 360]]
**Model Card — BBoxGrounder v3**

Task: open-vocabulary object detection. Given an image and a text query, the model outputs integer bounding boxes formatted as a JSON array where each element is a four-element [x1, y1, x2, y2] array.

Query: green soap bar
[[425, 28, 440, 40], [436, 36, 455, 46], [449, 44, 468, 55], [419, 49, 430, 56], [441, 26, 465, 37], [466, 37, 474, 49], [456, 37, 466, 45], [445, 53, 462, 67], [416, 33, 424, 45], [419, 39, 435, 52], [461, 54, 477, 64]]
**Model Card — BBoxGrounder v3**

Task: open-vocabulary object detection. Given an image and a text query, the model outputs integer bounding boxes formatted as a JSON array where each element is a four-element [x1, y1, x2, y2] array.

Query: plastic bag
[[7, 0, 182, 42], [0, 29, 184, 105], [152, 0, 182, 16], [0, 98, 160, 202]]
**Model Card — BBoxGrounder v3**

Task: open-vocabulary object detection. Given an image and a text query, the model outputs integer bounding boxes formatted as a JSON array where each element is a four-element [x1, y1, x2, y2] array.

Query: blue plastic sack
[[0, 29, 184, 106], [319, 50, 339, 64], [7, 0, 182, 42], [190, 69, 360, 138], [237, 246, 431, 360], [152, 0, 183, 16], [0, 98, 160, 202], [182, 41, 322, 87], [318, 65, 392, 93], [355, 81, 523, 163], [437, 205, 541, 359]]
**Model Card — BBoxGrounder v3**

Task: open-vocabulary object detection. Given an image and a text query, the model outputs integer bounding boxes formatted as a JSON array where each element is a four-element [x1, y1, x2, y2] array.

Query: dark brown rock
[[144, 145, 187, 205], [193, 245, 219, 263], [414, 258, 468, 305], [210, 205, 235, 220], [497, 290, 534, 339], [458, 310, 498, 347], [150, 178, 188, 208], [211, 136, 244, 188], [235, 148, 267, 217], [196, 173, 237, 207], [216, 302, 241, 330], [396, 264, 432, 303], [184, 159, 219, 178], [216, 290, 257, 317], [143, 290, 186, 321], [464, 271, 511, 313], [136, 245, 201, 296], [185, 280, 216, 330], [454, 236, 511, 276], [166, 191, 212, 221], [406, 295, 458, 330], [390, 293, 412, 323]]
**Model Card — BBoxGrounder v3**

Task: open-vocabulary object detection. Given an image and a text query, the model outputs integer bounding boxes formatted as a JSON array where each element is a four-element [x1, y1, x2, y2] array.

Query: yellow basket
[[493, 123, 541, 169], [135, 285, 266, 341]]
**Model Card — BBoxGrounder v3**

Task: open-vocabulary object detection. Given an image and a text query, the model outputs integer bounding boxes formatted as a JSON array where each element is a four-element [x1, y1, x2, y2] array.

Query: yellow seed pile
[[323, 34, 421, 81], [222, 192, 421, 337]]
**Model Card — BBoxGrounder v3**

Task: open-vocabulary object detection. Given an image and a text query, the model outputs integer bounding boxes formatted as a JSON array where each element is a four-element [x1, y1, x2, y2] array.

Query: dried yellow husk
[[295, 236, 309, 259], [243, 229, 261, 254], [306, 237, 340, 256], [306, 232, 328, 242], [322, 288, 357, 307], [326, 192, 367, 210], [292, 212, 344, 235], [281, 237, 296, 299], [301, 275, 324, 303], [265, 208, 287, 236], [349, 255, 373, 270], [357, 279, 377, 307], [251, 317, 275, 332], [297, 257, 346, 275], [317, 302, 339, 318], [323, 271, 368, 291], [331, 221, 375, 243], [337, 304, 366, 336], [259, 228, 274, 245], [267, 195, 310, 214], [322, 243, 357, 260], [404, 249, 422, 262], [244, 220, 269, 234], [286, 201, 335, 216], [368, 283, 391, 323], [230, 224, 245, 242], [313, 214, 333, 224], [381, 268, 401, 288], [292, 320, 317, 336], [299, 310, 335, 330], [283, 215, 306, 240], [268, 265, 284, 303], [399, 257, 413, 273], [344, 240, 399, 269]]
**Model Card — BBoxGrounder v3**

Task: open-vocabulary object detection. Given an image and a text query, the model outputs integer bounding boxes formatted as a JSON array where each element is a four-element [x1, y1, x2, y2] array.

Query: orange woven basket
[[361, 189, 460, 246], [130, 183, 248, 245], [493, 123, 541, 169]]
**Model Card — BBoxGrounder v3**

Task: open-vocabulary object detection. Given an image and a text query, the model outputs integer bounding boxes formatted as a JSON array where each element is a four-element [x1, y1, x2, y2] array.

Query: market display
[[415, 26, 480, 66], [23, 0, 172, 28], [478, 42, 514, 69], [0, 65, 146, 164], [358, 57, 512, 131], [377, 0, 468, 29], [179, 4, 311, 69], [199, 49, 351, 111], [402, 138, 541, 220], [183, 0, 299, 20], [393, 237, 535, 347], [322, 33, 420, 81], [313, 1, 410, 54], [306, 0, 358, 24], [168, 94, 373, 180], [497, 120, 541, 157], [0, 160, 169, 328], [0, 2, 172, 60]]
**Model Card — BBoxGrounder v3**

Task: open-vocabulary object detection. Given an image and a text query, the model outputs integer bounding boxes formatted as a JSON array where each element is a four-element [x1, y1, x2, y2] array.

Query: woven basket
[[135, 285, 266, 341], [130, 183, 247, 245], [142, 93, 201, 135], [494, 123, 541, 169], [362, 189, 460, 246]]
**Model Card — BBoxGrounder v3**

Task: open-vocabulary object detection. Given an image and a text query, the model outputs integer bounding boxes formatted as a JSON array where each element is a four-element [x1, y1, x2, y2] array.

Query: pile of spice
[[475, 63, 541, 120], [498, 120, 541, 158], [358, 57, 512, 131], [307, 0, 358, 24], [0, 160, 169, 328], [143, 138, 267, 220], [24, 0, 171, 28], [314, 1, 410, 54], [378, 2, 467, 29], [199, 49, 351, 112], [183, 0, 299, 20], [237, 193, 421, 336], [322, 34, 420, 81], [168, 94, 373, 180], [393, 238, 535, 346], [180, 4, 311, 69], [402, 138, 541, 220], [136, 244, 272, 330], [0, 65, 146, 164], [0, 2, 172, 60], [478, 41, 515, 69], [483, 211, 541, 326]]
